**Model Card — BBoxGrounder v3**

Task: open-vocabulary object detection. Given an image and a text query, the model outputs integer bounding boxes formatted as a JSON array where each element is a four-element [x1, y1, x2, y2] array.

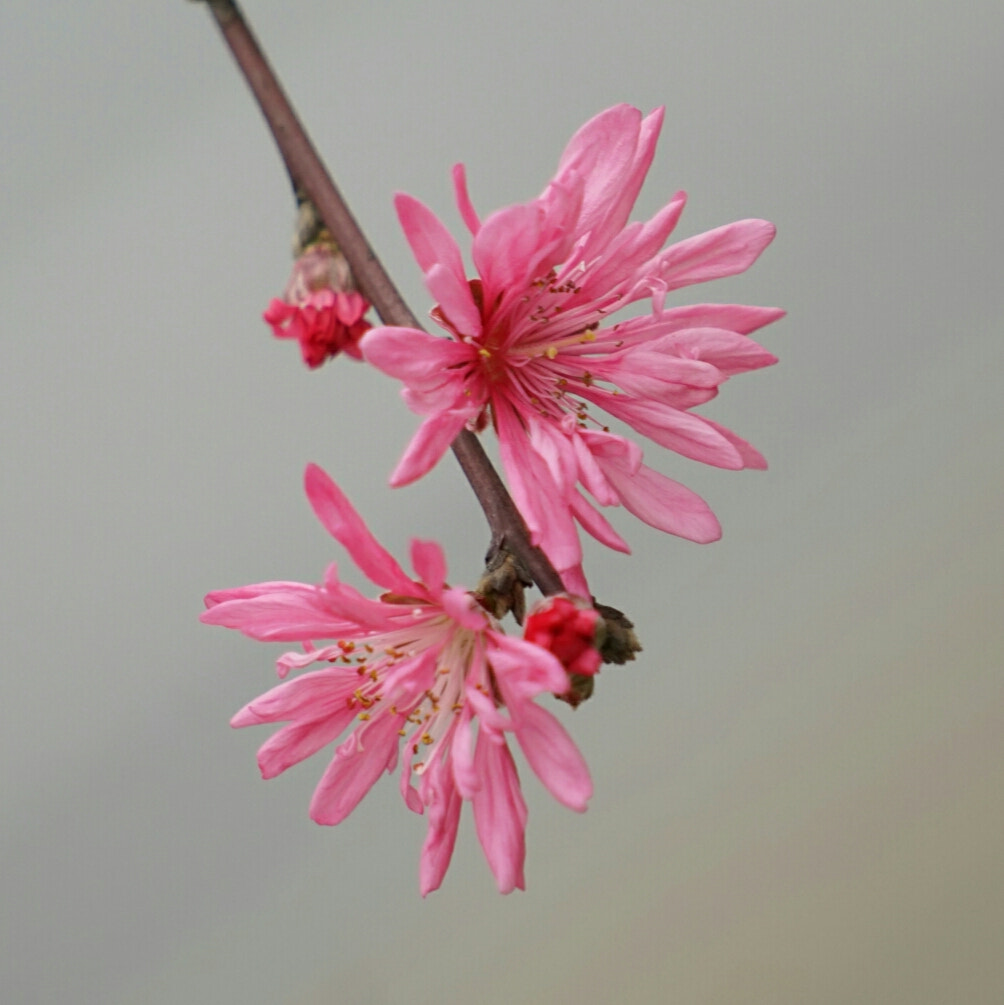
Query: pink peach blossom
[[202, 463, 592, 895], [362, 105, 782, 594]]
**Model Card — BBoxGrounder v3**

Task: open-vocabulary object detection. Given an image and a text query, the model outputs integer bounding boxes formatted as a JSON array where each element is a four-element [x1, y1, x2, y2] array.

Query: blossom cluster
[[206, 105, 779, 892]]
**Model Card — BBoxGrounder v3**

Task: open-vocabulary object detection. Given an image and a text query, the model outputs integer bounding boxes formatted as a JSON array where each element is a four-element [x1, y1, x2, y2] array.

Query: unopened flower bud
[[264, 239, 371, 369], [524, 595, 602, 680]]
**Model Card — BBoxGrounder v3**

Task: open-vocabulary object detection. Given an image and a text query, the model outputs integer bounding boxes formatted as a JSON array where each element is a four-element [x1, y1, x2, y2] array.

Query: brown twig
[[197, 0, 565, 596]]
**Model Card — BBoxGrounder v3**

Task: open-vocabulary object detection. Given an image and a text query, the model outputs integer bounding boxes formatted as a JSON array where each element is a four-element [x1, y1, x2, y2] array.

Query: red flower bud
[[264, 244, 371, 368], [523, 595, 601, 678]]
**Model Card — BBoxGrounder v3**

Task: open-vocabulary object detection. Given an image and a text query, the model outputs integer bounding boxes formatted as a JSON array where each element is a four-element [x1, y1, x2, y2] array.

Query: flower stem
[[196, 0, 565, 596]]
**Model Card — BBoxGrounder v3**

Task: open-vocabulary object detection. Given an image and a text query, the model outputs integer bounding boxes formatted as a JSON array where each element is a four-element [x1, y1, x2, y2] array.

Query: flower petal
[[496, 406, 583, 575], [597, 457, 722, 543], [653, 219, 776, 292], [409, 539, 448, 594], [452, 163, 481, 236], [424, 263, 483, 339], [256, 715, 351, 779], [388, 408, 473, 487], [305, 464, 417, 594], [552, 104, 660, 254], [587, 391, 744, 468], [309, 714, 402, 826], [418, 751, 463, 896], [200, 587, 346, 642], [513, 700, 592, 812], [472, 735, 527, 894], [569, 490, 631, 553], [489, 634, 570, 698], [394, 192, 468, 286], [361, 326, 473, 402], [699, 417, 768, 470]]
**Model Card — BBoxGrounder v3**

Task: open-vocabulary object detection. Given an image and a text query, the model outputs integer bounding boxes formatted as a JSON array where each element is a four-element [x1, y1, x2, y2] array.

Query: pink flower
[[361, 105, 782, 594], [265, 244, 371, 368], [201, 463, 592, 895]]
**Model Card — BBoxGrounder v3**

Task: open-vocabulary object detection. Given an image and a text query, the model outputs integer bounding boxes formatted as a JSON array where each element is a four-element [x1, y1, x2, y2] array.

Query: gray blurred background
[[2, 1, 1001, 1002]]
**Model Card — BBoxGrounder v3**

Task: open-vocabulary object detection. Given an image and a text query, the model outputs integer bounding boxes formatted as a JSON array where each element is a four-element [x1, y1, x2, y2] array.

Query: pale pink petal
[[488, 634, 569, 697], [256, 715, 352, 779], [472, 201, 571, 300], [652, 219, 776, 293], [439, 586, 490, 632], [667, 303, 785, 335], [451, 163, 481, 236], [394, 192, 467, 285], [310, 715, 402, 826], [230, 669, 356, 728], [203, 581, 315, 608], [305, 464, 417, 594], [318, 571, 407, 630], [615, 304, 786, 343], [496, 406, 582, 574], [451, 705, 479, 799], [569, 490, 632, 553], [552, 104, 650, 251], [526, 417, 579, 496], [588, 352, 722, 408], [558, 562, 590, 599], [599, 350, 722, 388], [377, 648, 440, 711], [587, 391, 744, 468], [200, 589, 344, 642], [648, 327, 778, 375], [580, 190, 687, 297], [597, 457, 722, 543], [568, 426, 620, 506], [699, 417, 768, 469], [512, 700, 592, 812], [583, 107, 666, 254], [360, 326, 472, 397], [567, 303, 783, 354], [276, 644, 342, 679], [472, 735, 527, 894], [579, 427, 644, 476], [418, 751, 463, 896], [409, 539, 448, 594], [388, 409, 473, 487], [423, 263, 482, 339]]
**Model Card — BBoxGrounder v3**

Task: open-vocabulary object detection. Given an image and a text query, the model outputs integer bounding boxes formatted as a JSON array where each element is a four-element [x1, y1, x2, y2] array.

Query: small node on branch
[[475, 539, 532, 623], [291, 186, 326, 256]]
